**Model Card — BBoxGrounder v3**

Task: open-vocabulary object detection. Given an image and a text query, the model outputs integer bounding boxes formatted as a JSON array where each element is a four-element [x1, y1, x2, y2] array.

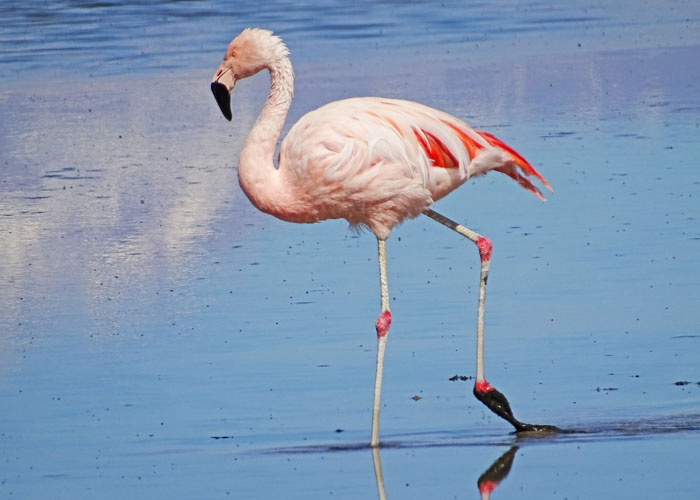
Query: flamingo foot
[[473, 381, 562, 433]]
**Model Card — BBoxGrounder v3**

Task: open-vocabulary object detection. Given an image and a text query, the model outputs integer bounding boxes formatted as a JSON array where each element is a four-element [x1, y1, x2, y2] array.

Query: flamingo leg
[[371, 238, 392, 447], [422, 208, 558, 432], [422, 209, 490, 380]]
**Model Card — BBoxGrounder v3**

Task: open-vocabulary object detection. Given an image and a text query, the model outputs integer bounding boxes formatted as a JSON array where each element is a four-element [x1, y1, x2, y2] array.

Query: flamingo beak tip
[[211, 81, 232, 121]]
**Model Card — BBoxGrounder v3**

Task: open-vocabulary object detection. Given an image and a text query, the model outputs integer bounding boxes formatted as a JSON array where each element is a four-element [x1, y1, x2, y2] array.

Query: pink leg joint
[[479, 480, 498, 496], [476, 237, 492, 263], [375, 310, 392, 338], [475, 379, 495, 394]]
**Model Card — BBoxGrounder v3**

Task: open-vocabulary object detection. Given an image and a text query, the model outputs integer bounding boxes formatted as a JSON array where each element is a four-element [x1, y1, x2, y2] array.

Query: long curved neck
[[238, 55, 295, 215]]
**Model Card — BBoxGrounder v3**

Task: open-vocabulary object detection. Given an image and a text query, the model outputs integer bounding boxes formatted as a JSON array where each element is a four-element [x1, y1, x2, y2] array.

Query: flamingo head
[[211, 28, 290, 121]]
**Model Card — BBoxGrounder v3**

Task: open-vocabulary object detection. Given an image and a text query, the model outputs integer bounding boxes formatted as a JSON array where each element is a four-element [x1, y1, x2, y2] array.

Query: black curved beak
[[211, 81, 232, 121]]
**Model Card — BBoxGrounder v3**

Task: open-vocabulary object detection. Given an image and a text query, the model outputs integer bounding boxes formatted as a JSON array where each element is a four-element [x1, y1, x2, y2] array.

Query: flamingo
[[211, 28, 557, 446]]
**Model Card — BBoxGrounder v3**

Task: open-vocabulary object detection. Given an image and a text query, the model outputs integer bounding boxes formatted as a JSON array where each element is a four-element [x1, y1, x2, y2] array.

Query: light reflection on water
[[0, 75, 254, 342]]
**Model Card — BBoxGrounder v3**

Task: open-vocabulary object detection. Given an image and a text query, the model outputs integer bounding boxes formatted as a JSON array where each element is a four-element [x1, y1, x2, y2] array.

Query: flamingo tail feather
[[475, 130, 553, 199]]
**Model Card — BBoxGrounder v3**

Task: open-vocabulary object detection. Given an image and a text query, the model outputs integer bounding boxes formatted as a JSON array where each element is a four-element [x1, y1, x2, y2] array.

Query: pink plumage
[[211, 28, 559, 446], [280, 97, 550, 239]]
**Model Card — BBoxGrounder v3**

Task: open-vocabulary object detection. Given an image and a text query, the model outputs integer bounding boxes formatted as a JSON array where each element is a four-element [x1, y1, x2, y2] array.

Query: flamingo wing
[[279, 97, 551, 237]]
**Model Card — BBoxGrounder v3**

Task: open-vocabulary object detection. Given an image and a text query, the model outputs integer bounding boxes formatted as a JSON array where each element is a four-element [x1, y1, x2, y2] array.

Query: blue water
[[2, 0, 699, 79], [1, 1, 700, 499]]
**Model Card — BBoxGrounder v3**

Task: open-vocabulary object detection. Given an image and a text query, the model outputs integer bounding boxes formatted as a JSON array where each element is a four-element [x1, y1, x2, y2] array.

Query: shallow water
[[2, 1, 700, 499]]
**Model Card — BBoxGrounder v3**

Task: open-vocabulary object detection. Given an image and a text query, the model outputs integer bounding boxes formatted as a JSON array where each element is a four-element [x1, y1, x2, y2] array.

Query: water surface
[[1, 1, 699, 499]]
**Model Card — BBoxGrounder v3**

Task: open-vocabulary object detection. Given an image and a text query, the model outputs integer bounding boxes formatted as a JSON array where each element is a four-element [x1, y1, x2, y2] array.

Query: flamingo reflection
[[371, 446, 518, 500]]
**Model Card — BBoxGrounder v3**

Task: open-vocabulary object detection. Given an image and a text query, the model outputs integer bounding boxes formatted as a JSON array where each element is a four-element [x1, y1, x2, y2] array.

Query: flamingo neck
[[237, 55, 295, 216]]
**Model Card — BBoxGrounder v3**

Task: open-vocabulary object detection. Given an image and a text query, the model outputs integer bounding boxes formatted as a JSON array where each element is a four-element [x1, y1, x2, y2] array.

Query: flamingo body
[[211, 28, 558, 446], [278, 97, 548, 239]]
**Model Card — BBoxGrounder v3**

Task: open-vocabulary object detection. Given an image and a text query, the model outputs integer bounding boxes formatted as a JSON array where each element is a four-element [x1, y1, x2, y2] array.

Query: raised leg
[[422, 208, 558, 432], [371, 238, 392, 447], [422, 209, 491, 382]]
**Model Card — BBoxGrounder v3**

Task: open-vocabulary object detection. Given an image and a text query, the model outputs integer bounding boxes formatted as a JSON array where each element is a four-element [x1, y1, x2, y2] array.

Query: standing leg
[[371, 238, 392, 447], [422, 208, 557, 432]]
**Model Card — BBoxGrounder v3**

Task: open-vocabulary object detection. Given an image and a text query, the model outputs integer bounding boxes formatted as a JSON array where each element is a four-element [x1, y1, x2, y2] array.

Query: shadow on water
[[244, 412, 700, 499], [251, 412, 700, 454]]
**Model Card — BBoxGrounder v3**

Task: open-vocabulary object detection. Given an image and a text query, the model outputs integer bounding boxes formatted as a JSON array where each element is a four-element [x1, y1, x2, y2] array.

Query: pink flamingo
[[211, 28, 557, 447]]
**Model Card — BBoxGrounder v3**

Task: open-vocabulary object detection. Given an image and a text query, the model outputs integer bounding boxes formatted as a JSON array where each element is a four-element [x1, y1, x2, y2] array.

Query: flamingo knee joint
[[477, 237, 492, 262], [375, 310, 392, 338]]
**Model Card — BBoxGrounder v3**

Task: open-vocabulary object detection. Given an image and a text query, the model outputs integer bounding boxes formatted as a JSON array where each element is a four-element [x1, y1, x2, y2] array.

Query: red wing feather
[[443, 121, 484, 161], [413, 127, 458, 168]]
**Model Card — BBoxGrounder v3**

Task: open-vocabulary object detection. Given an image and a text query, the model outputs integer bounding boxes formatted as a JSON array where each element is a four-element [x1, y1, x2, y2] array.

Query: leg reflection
[[371, 445, 519, 500], [477, 446, 518, 500], [372, 446, 387, 500]]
